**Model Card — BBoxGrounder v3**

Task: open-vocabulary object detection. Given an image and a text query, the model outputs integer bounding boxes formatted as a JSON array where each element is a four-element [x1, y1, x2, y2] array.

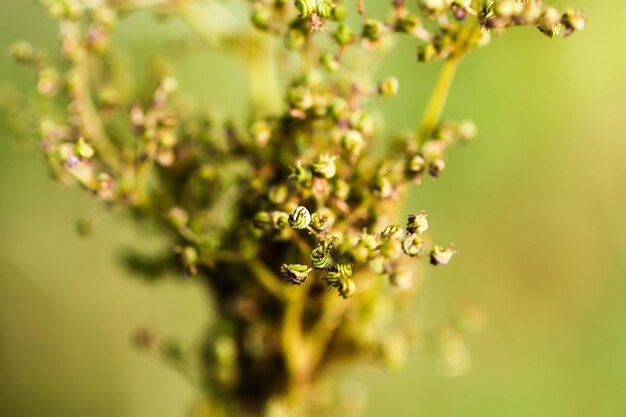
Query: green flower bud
[[95, 173, 115, 200], [493, 0, 518, 18], [561, 9, 586, 35], [311, 244, 334, 269], [289, 206, 312, 229], [213, 335, 238, 365], [362, 19, 385, 42], [402, 235, 424, 257], [334, 262, 353, 277], [166, 207, 189, 229], [287, 84, 313, 110], [271, 211, 290, 229], [251, 5, 272, 30], [268, 185, 288, 204], [381, 225, 403, 241], [395, 15, 422, 35], [316, 0, 333, 18], [320, 53, 340, 73], [294, 0, 316, 17], [457, 120, 477, 143], [421, 0, 446, 17], [332, 3, 347, 21], [334, 23, 354, 46], [408, 154, 426, 177], [417, 43, 437, 63], [379, 77, 399, 97], [311, 208, 334, 231], [37, 67, 60, 97], [430, 245, 457, 266], [312, 153, 337, 178], [179, 246, 198, 276], [74, 138, 95, 159], [381, 239, 403, 260], [538, 7, 562, 37], [341, 130, 364, 157], [250, 120, 272, 147], [10, 41, 36, 65], [281, 263, 312, 285], [284, 27, 307, 50], [254, 211, 273, 230], [406, 211, 428, 235], [353, 234, 378, 263], [334, 179, 350, 200], [375, 177, 393, 199], [338, 277, 356, 298], [76, 216, 93, 237], [292, 161, 313, 186], [428, 158, 446, 178]]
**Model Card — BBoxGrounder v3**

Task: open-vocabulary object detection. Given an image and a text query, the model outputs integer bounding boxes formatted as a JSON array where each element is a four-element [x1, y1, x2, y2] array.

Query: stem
[[282, 278, 314, 388], [417, 57, 460, 144], [248, 258, 287, 300], [65, 22, 119, 171], [417, 7, 483, 144]]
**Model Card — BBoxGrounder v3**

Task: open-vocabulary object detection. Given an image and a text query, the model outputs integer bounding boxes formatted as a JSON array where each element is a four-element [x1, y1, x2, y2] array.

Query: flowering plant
[[8, 0, 584, 415]]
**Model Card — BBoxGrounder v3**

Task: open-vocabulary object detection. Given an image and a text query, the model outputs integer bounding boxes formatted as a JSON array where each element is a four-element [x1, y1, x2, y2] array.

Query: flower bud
[[417, 43, 437, 63], [341, 130, 364, 157], [333, 262, 353, 277], [287, 84, 313, 110], [338, 278, 356, 298], [457, 120, 477, 143], [74, 138, 95, 159], [353, 234, 378, 263], [179, 246, 198, 276], [281, 263, 311, 285], [428, 158, 446, 178], [334, 23, 354, 46], [284, 27, 307, 50], [320, 53, 340, 73], [316, 0, 334, 18], [311, 209, 334, 231], [294, 0, 315, 17], [381, 225, 403, 241], [268, 185, 288, 204], [271, 211, 290, 229], [430, 245, 457, 266], [166, 207, 189, 229], [395, 15, 421, 35], [312, 153, 337, 178], [251, 5, 271, 30], [402, 235, 424, 257], [10, 41, 36, 65], [362, 19, 385, 42], [332, 3, 348, 21], [250, 120, 272, 147], [292, 161, 313, 186], [254, 211, 272, 230], [406, 211, 428, 235], [311, 244, 334, 269], [289, 206, 312, 229], [379, 77, 399, 98]]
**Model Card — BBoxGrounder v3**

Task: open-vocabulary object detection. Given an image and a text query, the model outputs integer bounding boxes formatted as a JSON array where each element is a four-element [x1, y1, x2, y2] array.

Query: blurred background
[[1, 1, 625, 416]]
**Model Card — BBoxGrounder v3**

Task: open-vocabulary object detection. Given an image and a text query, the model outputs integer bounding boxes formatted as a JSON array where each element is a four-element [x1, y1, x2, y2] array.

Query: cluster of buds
[[6, 0, 584, 415]]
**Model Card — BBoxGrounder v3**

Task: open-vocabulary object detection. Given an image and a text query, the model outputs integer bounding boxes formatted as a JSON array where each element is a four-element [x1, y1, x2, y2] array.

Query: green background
[[1, 1, 625, 416]]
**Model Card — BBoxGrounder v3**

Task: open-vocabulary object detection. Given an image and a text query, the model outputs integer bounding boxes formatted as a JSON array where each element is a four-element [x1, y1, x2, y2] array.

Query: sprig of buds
[[5, 0, 584, 415]]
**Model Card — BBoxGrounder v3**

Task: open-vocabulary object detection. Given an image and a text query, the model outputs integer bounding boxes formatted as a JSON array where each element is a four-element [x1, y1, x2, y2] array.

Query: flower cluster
[[6, 0, 584, 415]]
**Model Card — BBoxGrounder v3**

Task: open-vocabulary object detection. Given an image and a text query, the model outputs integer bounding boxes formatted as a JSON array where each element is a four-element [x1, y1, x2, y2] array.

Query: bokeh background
[[1, 1, 625, 416]]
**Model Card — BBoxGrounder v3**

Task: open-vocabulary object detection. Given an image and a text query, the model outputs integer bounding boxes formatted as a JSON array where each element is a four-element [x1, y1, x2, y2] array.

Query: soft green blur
[[1, 1, 625, 416]]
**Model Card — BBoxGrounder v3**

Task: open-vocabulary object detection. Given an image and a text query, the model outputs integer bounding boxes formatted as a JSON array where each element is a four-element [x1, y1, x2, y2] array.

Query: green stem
[[417, 57, 460, 145]]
